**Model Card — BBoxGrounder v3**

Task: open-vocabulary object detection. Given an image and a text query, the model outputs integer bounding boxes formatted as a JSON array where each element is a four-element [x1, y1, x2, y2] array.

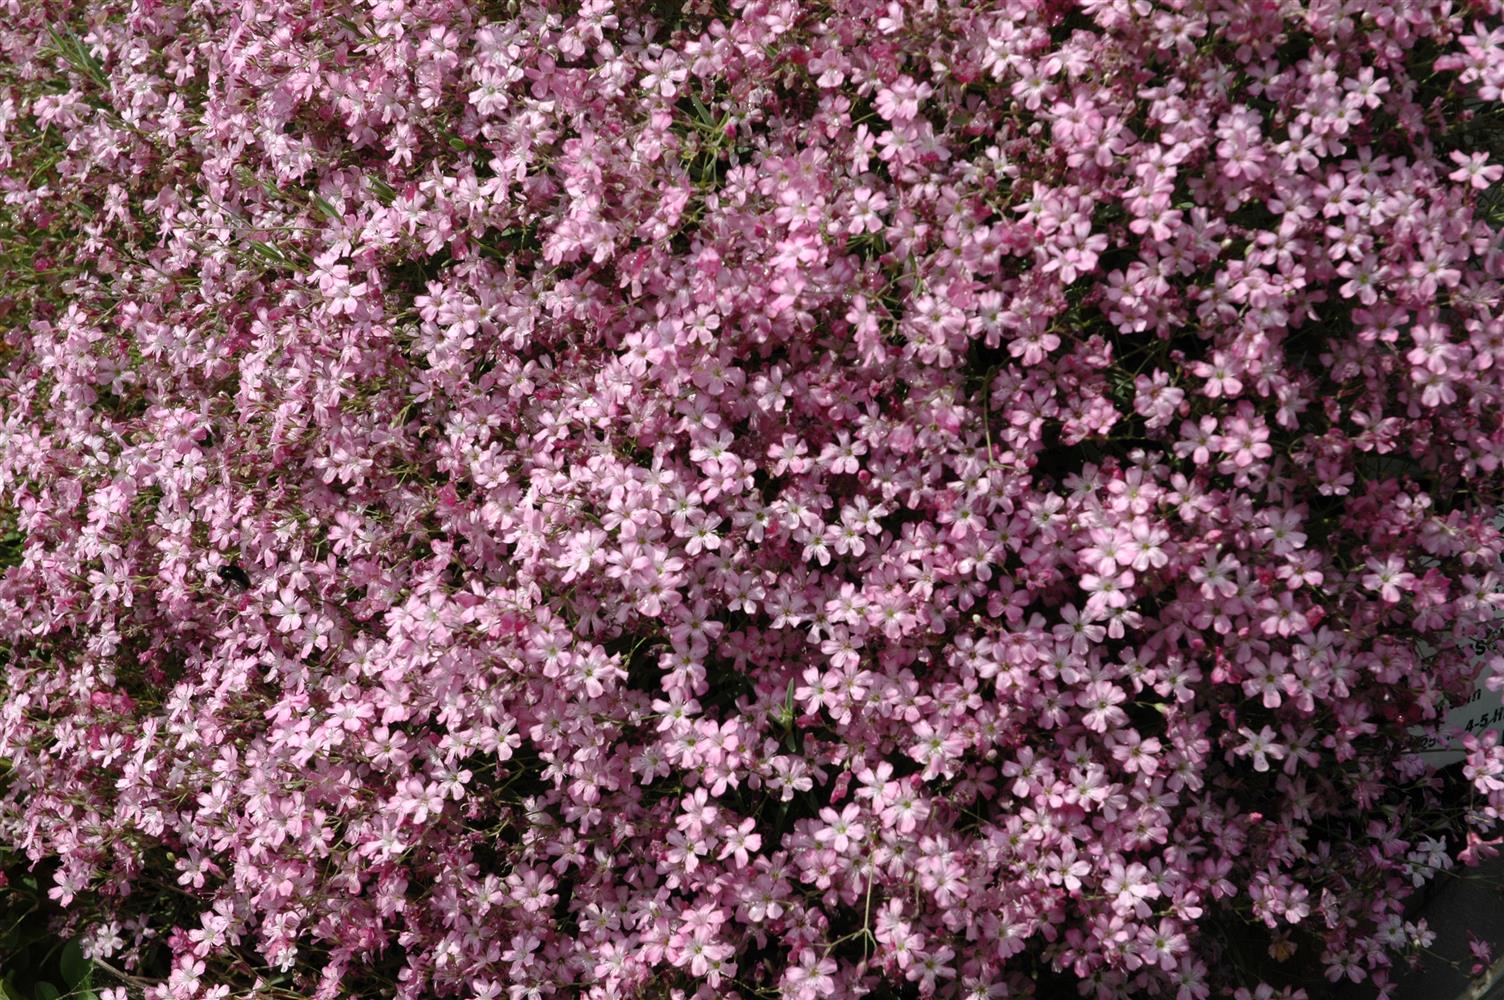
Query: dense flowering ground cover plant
[[3, 0, 1504, 997]]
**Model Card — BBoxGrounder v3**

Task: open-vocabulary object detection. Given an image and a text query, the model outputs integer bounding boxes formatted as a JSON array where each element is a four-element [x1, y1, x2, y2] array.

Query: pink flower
[[1079, 680, 1128, 733], [813, 804, 866, 853], [1236, 725, 1288, 773], [1449, 150, 1504, 190], [1362, 555, 1416, 604], [5, 4, 1504, 998]]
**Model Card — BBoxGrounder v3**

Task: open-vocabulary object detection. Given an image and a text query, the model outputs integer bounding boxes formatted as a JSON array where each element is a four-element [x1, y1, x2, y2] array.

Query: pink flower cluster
[[1, 0, 1503, 998]]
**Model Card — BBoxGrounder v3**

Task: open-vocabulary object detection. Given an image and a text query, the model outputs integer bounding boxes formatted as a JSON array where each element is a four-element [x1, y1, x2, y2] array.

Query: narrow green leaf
[[368, 176, 397, 203], [47, 26, 108, 89], [248, 240, 288, 264], [689, 93, 712, 125], [45, 26, 68, 59], [311, 194, 341, 221], [72, 40, 107, 86]]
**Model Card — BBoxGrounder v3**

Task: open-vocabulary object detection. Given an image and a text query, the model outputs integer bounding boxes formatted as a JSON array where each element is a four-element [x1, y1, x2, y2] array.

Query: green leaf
[[368, 176, 397, 204], [447, 136, 470, 152], [247, 240, 288, 264], [689, 93, 712, 125], [47, 26, 108, 89], [255, 175, 288, 201], [61, 938, 90, 988], [74, 44, 107, 86], [311, 194, 341, 221], [37, 982, 61, 1000]]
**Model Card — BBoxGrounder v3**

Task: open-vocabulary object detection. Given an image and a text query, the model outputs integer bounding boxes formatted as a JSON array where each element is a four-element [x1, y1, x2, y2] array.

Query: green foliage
[[0, 749, 94, 1000], [0, 867, 97, 1000], [0, 520, 21, 570]]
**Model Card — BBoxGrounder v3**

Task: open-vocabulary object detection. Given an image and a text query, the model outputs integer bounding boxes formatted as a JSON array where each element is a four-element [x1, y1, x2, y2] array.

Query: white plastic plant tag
[[1407, 508, 1504, 766], [1408, 665, 1504, 767]]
